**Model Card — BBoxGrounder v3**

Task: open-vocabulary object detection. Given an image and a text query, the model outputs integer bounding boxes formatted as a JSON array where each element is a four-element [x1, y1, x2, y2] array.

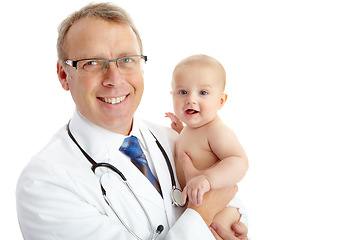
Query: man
[[16, 3, 248, 239]]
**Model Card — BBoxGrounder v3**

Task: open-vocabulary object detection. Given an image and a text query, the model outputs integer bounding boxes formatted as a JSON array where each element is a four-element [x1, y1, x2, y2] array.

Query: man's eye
[[80, 60, 104, 70], [86, 61, 99, 66], [179, 90, 187, 95], [200, 90, 208, 95], [121, 58, 132, 63]]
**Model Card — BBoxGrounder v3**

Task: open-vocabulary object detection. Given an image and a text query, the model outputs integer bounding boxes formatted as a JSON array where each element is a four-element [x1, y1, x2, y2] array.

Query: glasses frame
[[64, 55, 147, 75]]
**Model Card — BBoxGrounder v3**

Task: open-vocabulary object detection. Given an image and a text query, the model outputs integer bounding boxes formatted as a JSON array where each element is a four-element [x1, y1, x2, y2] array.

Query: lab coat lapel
[[139, 122, 183, 226], [142, 126, 172, 200]]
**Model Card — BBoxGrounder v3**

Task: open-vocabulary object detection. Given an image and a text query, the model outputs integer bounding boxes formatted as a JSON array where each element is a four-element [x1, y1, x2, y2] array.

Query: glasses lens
[[117, 56, 145, 73], [77, 59, 107, 76]]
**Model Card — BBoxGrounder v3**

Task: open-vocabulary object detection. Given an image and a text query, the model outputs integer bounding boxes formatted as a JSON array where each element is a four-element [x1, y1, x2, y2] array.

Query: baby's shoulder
[[208, 119, 235, 136]]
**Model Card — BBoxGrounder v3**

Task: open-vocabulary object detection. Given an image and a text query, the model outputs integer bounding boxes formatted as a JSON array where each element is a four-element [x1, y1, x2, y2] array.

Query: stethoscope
[[67, 122, 185, 240]]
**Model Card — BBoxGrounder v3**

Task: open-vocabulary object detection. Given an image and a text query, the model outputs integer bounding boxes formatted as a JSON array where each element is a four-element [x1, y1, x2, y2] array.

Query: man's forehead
[[65, 17, 133, 43], [64, 17, 139, 59]]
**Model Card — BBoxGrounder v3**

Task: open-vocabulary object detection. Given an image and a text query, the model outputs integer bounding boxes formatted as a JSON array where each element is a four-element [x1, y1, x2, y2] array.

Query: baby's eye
[[179, 90, 187, 95], [199, 90, 208, 95]]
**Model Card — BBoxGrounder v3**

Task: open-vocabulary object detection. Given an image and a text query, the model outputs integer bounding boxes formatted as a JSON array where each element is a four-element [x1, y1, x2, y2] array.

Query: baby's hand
[[165, 112, 184, 134], [182, 175, 210, 206]]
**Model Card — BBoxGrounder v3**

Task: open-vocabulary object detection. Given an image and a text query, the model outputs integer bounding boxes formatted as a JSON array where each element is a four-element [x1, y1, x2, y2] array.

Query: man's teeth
[[101, 96, 126, 104]]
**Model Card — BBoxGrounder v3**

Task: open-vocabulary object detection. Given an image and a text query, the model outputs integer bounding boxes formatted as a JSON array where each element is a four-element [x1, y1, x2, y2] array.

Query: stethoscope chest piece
[[171, 187, 186, 207]]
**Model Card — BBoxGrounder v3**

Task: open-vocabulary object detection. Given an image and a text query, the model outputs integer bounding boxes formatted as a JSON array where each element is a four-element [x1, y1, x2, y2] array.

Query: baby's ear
[[170, 91, 173, 95], [219, 93, 228, 109]]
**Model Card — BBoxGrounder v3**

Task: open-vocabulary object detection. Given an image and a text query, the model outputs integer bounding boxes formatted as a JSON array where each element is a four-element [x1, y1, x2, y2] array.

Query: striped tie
[[120, 136, 162, 196]]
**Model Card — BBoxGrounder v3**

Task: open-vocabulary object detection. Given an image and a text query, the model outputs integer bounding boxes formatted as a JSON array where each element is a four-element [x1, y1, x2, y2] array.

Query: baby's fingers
[[182, 186, 188, 204], [165, 112, 175, 120], [190, 188, 200, 206], [197, 189, 206, 206]]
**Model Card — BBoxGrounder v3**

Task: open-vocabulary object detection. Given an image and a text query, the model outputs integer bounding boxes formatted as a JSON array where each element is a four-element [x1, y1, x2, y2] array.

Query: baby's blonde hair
[[174, 54, 226, 90]]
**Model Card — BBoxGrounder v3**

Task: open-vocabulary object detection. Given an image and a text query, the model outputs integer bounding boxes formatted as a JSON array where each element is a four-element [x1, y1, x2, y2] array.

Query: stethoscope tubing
[[99, 173, 154, 240]]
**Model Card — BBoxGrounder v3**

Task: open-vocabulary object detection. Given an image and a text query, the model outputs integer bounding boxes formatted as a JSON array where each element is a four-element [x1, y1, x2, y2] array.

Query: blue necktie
[[120, 136, 162, 196]]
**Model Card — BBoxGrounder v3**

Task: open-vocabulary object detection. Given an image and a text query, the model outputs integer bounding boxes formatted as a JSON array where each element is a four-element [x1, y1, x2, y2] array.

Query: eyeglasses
[[65, 55, 147, 76]]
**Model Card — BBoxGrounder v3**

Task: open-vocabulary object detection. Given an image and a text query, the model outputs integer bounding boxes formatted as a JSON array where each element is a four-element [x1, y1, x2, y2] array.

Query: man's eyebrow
[[116, 51, 142, 57], [74, 51, 140, 60]]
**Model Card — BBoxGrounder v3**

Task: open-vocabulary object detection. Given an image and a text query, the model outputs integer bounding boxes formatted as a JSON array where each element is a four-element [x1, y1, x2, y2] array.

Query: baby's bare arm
[[203, 123, 248, 189]]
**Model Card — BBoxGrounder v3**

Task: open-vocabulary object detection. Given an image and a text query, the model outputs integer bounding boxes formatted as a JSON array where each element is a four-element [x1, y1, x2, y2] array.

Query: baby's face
[[171, 64, 227, 128]]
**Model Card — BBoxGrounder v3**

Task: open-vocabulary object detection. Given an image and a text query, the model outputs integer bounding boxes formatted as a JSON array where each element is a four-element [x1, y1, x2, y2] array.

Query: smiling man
[[16, 3, 248, 240], [58, 16, 144, 134]]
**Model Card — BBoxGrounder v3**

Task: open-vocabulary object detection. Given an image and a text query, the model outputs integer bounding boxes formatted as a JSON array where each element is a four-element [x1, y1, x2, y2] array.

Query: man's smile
[[98, 95, 127, 104]]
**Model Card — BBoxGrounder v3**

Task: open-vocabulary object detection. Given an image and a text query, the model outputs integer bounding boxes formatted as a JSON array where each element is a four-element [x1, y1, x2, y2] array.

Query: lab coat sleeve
[[166, 209, 215, 240]]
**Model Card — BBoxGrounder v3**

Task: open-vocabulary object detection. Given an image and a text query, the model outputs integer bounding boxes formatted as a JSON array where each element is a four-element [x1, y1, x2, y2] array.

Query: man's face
[[58, 17, 144, 135]]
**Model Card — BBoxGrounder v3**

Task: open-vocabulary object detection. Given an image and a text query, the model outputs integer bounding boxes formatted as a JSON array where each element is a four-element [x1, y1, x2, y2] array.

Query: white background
[[1, 0, 359, 239]]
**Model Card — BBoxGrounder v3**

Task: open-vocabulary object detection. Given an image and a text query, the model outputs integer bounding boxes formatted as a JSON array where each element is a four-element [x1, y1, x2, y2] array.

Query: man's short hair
[[57, 3, 143, 61]]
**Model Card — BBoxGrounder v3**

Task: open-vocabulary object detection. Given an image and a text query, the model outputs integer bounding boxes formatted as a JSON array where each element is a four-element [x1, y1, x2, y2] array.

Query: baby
[[166, 54, 249, 232]]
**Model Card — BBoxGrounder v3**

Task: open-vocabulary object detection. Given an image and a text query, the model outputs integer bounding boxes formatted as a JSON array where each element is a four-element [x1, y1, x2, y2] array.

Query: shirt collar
[[69, 110, 145, 161], [129, 119, 148, 153]]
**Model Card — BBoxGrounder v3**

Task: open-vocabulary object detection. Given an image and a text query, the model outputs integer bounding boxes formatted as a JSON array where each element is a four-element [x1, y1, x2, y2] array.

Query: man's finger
[[210, 226, 222, 240], [232, 222, 248, 239], [182, 185, 188, 204], [210, 223, 235, 239]]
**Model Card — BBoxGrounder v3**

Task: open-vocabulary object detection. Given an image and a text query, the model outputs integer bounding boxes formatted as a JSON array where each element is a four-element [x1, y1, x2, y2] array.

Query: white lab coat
[[16, 111, 217, 240]]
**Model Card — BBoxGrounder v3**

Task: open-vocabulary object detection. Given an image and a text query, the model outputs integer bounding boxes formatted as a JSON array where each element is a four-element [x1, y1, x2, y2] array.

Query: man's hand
[[210, 222, 249, 240]]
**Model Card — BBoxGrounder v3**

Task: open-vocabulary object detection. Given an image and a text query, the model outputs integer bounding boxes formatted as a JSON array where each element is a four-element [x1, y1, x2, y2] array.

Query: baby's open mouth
[[186, 109, 199, 115]]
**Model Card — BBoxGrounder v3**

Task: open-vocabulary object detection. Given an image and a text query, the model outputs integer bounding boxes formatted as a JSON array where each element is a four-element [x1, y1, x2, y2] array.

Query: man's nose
[[102, 62, 124, 87]]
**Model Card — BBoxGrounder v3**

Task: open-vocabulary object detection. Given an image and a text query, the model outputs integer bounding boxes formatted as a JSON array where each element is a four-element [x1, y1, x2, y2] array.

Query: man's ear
[[57, 61, 70, 91], [219, 93, 228, 109]]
